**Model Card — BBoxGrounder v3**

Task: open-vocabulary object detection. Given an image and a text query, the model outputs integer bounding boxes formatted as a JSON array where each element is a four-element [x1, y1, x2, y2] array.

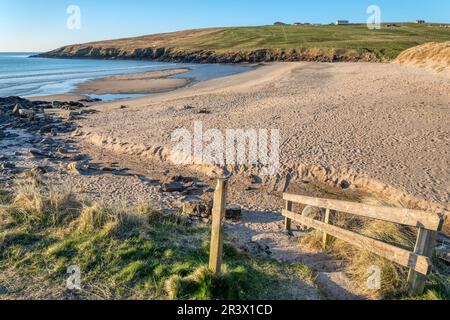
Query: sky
[[1, 0, 449, 52]]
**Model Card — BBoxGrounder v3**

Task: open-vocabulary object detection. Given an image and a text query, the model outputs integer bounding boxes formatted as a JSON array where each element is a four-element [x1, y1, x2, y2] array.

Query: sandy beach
[[1, 61, 448, 300], [2, 4, 450, 299], [65, 62, 448, 217]]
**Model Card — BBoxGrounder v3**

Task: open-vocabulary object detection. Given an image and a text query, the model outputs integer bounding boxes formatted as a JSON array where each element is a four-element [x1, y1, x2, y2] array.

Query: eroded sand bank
[[72, 62, 449, 218]]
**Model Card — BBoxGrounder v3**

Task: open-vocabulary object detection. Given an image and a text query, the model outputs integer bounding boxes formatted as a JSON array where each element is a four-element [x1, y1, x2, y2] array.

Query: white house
[[335, 20, 350, 25]]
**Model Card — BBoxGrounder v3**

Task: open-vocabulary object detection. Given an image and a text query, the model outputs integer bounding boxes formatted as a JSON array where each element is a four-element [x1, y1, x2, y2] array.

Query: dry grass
[[395, 41, 450, 74], [299, 200, 449, 300], [0, 177, 318, 300], [0, 179, 81, 229]]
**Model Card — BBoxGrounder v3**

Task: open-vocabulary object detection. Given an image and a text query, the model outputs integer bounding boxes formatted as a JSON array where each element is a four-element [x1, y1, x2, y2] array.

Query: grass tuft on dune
[[395, 41, 450, 73]]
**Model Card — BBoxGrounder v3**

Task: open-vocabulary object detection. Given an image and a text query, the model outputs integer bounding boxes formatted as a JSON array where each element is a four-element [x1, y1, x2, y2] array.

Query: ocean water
[[0, 53, 252, 101]]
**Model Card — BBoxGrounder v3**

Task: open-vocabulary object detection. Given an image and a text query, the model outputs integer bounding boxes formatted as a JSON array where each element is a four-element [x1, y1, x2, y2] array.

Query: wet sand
[[75, 68, 192, 95]]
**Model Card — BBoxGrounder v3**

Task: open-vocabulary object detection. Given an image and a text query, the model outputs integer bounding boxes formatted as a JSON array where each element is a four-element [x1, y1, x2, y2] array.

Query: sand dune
[[395, 41, 450, 76]]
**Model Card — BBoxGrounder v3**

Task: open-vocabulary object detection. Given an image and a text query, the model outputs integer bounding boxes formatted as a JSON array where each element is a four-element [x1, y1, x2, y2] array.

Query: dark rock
[[68, 101, 85, 108], [52, 101, 64, 108], [31, 166, 47, 175], [339, 180, 351, 190], [0, 162, 16, 170], [161, 182, 184, 193], [197, 109, 211, 114], [182, 199, 212, 219], [79, 98, 102, 103], [226, 207, 242, 220], [71, 154, 87, 161], [18, 108, 35, 119], [39, 124, 55, 134], [29, 149, 53, 159]]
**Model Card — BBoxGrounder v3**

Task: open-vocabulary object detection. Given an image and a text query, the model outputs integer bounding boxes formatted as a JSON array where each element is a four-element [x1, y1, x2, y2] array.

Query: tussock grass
[[0, 179, 80, 229], [0, 178, 318, 300], [300, 208, 449, 300], [395, 41, 450, 73]]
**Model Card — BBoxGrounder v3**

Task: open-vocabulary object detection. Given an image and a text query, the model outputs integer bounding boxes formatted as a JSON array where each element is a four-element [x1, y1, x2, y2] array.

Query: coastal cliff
[[35, 46, 384, 63]]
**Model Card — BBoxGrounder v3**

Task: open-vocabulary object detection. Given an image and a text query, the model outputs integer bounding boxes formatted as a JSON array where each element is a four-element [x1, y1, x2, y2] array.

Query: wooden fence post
[[285, 200, 293, 232], [322, 208, 332, 249], [408, 228, 437, 296], [209, 178, 228, 275]]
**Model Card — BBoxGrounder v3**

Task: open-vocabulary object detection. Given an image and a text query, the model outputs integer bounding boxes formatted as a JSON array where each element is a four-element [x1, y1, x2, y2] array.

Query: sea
[[0, 52, 252, 101]]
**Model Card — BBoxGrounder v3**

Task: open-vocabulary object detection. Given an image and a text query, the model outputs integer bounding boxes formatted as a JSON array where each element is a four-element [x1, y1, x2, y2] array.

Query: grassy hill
[[39, 24, 450, 63]]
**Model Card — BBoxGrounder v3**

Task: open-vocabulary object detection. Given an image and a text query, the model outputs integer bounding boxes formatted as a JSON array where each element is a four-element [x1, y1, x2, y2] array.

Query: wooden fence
[[282, 193, 444, 296]]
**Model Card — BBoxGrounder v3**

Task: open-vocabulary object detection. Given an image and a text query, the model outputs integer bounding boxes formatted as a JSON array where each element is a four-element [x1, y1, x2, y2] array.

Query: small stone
[[339, 180, 351, 190], [161, 182, 184, 193], [29, 149, 46, 158], [0, 162, 16, 171], [12, 104, 21, 114], [66, 162, 82, 175], [177, 104, 193, 111], [52, 101, 64, 108], [18, 109, 35, 119], [226, 207, 242, 220], [39, 124, 54, 134], [31, 166, 47, 175], [247, 174, 261, 185], [197, 109, 211, 114], [182, 200, 212, 218]]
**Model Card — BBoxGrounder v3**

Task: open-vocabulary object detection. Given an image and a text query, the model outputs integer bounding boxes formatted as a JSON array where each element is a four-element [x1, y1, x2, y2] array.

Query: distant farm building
[[335, 20, 349, 25]]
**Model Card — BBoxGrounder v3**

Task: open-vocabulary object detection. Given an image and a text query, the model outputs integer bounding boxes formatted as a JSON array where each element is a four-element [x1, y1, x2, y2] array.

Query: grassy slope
[[71, 24, 450, 60], [0, 179, 317, 300]]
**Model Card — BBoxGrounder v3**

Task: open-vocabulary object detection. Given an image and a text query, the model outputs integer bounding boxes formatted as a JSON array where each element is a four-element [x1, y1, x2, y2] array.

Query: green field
[[171, 24, 450, 57], [44, 23, 450, 62]]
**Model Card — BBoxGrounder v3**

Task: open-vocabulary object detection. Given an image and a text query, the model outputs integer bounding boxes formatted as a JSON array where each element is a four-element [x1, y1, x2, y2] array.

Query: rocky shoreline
[[35, 46, 386, 63], [0, 96, 240, 223], [0, 97, 95, 185]]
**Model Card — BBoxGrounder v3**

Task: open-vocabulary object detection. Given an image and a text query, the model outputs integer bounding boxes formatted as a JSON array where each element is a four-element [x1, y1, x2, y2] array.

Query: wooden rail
[[282, 193, 444, 296]]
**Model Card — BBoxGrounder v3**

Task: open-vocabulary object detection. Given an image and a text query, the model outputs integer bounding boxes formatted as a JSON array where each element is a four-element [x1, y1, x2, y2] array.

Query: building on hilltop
[[335, 20, 350, 25]]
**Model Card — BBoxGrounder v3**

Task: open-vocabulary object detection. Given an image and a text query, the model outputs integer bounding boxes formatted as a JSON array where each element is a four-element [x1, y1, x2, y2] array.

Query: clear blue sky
[[1, 0, 449, 52]]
